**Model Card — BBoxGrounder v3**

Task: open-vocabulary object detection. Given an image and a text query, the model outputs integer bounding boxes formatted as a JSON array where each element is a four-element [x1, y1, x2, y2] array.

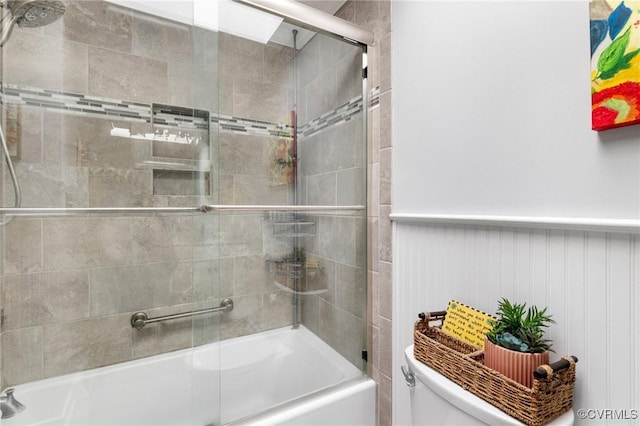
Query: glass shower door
[[210, 2, 368, 421], [0, 1, 223, 424]]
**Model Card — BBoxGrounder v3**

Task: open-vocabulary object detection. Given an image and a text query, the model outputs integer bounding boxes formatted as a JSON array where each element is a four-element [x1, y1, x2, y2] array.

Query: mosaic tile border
[[1, 83, 379, 139], [1, 84, 150, 122]]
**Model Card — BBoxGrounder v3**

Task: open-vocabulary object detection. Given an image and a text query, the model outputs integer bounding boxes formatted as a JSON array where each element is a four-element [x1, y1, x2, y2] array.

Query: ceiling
[[269, 0, 347, 48]]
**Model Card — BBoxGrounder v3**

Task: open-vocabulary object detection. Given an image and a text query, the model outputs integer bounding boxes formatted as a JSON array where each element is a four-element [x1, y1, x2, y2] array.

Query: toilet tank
[[403, 345, 574, 426]]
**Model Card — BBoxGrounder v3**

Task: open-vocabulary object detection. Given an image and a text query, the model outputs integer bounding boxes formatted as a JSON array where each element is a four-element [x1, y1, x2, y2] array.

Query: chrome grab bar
[[131, 298, 234, 330], [0, 205, 364, 217]]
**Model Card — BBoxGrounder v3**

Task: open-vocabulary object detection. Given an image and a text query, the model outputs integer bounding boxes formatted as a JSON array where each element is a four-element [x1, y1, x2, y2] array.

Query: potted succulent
[[484, 298, 555, 388]]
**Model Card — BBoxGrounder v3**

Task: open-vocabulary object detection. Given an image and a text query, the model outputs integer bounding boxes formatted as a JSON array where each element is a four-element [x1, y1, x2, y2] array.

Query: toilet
[[404, 345, 575, 426]]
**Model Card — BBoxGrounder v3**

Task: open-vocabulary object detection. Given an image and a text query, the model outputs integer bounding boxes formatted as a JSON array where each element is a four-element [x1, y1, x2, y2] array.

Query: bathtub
[[2, 326, 375, 426]]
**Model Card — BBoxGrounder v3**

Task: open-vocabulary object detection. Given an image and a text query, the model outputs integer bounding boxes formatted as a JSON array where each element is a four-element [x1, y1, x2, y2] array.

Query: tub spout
[[1, 388, 25, 419]]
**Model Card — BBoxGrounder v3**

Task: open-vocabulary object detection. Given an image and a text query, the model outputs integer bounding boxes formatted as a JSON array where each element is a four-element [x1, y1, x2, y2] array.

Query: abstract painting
[[590, 0, 640, 130]]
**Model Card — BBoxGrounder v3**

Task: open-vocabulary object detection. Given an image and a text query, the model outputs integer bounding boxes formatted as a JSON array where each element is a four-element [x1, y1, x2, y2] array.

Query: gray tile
[[90, 262, 192, 316], [379, 33, 392, 93], [47, 0, 133, 53], [6, 105, 42, 164], [319, 299, 364, 368], [369, 104, 380, 164], [335, 1, 355, 22], [88, 168, 154, 207], [153, 170, 210, 197], [297, 35, 320, 89], [379, 91, 392, 149], [306, 173, 337, 206], [132, 14, 192, 63], [300, 294, 320, 334], [43, 314, 132, 378], [3, 271, 90, 329], [88, 47, 168, 103], [10, 163, 89, 209], [167, 64, 220, 112], [356, 216, 367, 269], [1, 327, 44, 387], [192, 215, 222, 260], [298, 133, 321, 176], [379, 205, 392, 262], [319, 35, 358, 75], [336, 48, 362, 106], [132, 216, 194, 263], [264, 43, 294, 88], [378, 316, 392, 377], [219, 133, 266, 176], [84, 123, 151, 169], [220, 293, 262, 339], [43, 217, 132, 270], [378, 260, 392, 320], [219, 33, 264, 83], [192, 27, 219, 70], [262, 291, 293, 330], [318, 216, 355, 265], [233, 174, 290, 205], [234, 255, 271, 295], [306, 70, 337, 122], [3, 31, 88, 93], [3, 218, 42, 275], [193, 258, 234, 300], [42, 112, 79, 167], [336, 263, 366, 319], [354, 1, 381, 40], [337, 167, 365, 206], [219, 214, 263, 257], [370, 270, 379, 328], [307, 256, 336, 304], [233, 78, 291, 123], [319, 120, 357, 172]]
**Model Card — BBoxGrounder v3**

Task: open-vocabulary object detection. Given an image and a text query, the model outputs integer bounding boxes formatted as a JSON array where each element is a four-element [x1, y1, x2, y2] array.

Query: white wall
[[392, 0, 640, 220], [392, 1, 640, 425]]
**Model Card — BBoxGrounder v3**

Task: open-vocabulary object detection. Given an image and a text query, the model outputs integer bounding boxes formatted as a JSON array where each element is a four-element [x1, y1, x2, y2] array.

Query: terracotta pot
[[483, 338, 549, 388]]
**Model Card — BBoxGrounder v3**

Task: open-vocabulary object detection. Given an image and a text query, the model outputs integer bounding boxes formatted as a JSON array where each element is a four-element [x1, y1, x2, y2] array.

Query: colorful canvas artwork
[[590, 0, 640, 130]]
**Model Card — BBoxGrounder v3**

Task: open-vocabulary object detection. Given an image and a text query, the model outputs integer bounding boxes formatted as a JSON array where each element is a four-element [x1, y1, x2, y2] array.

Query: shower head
[[0, 0, 65, 46]]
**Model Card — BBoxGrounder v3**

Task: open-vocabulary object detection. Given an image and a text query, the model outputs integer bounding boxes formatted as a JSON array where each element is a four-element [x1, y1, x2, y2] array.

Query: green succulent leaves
[[486, 298, 555, 353]]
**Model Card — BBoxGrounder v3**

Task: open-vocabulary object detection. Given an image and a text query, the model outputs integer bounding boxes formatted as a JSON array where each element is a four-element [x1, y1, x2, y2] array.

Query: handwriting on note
[[441, 300, 495, 348]]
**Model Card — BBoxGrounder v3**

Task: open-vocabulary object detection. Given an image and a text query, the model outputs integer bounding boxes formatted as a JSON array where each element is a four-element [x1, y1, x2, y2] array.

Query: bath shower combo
[[0, 1, 375, 424]]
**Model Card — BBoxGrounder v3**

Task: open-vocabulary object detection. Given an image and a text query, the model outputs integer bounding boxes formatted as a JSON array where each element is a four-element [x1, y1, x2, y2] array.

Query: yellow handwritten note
[[441, 300, 495, 348]]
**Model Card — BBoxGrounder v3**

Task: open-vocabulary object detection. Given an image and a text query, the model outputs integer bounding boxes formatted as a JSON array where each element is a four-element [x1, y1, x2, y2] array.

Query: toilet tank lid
[[404, 345, 574, 426]]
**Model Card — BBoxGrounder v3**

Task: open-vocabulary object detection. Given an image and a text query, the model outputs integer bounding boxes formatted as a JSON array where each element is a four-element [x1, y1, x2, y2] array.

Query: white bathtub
[[2, 326, 375, 426]]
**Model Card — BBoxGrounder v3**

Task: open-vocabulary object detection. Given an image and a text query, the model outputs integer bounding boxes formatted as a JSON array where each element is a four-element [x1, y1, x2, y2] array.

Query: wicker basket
[[414, 311, 577, 426]]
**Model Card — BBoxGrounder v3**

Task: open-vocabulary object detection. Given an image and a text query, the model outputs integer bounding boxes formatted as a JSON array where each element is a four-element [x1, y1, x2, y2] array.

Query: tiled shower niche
[[150, 104, 211, 196]]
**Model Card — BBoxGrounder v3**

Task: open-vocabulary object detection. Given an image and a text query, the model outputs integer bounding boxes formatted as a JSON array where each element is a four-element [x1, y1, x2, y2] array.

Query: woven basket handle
[[533, 355, 578, 379], [418, 310, 447, 321]]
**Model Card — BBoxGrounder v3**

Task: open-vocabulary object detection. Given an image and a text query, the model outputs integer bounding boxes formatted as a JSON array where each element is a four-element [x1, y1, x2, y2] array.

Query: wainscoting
[[392, 218, 639, 425]]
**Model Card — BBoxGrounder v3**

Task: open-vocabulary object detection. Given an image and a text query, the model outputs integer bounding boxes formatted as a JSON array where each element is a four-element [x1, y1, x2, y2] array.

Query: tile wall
[[0, 0, 379, 397], [0, 0, 297, 388]]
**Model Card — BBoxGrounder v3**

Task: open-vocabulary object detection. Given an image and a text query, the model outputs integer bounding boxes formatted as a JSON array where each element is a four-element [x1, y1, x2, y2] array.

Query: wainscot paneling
[[393, 220, 639, 426]]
